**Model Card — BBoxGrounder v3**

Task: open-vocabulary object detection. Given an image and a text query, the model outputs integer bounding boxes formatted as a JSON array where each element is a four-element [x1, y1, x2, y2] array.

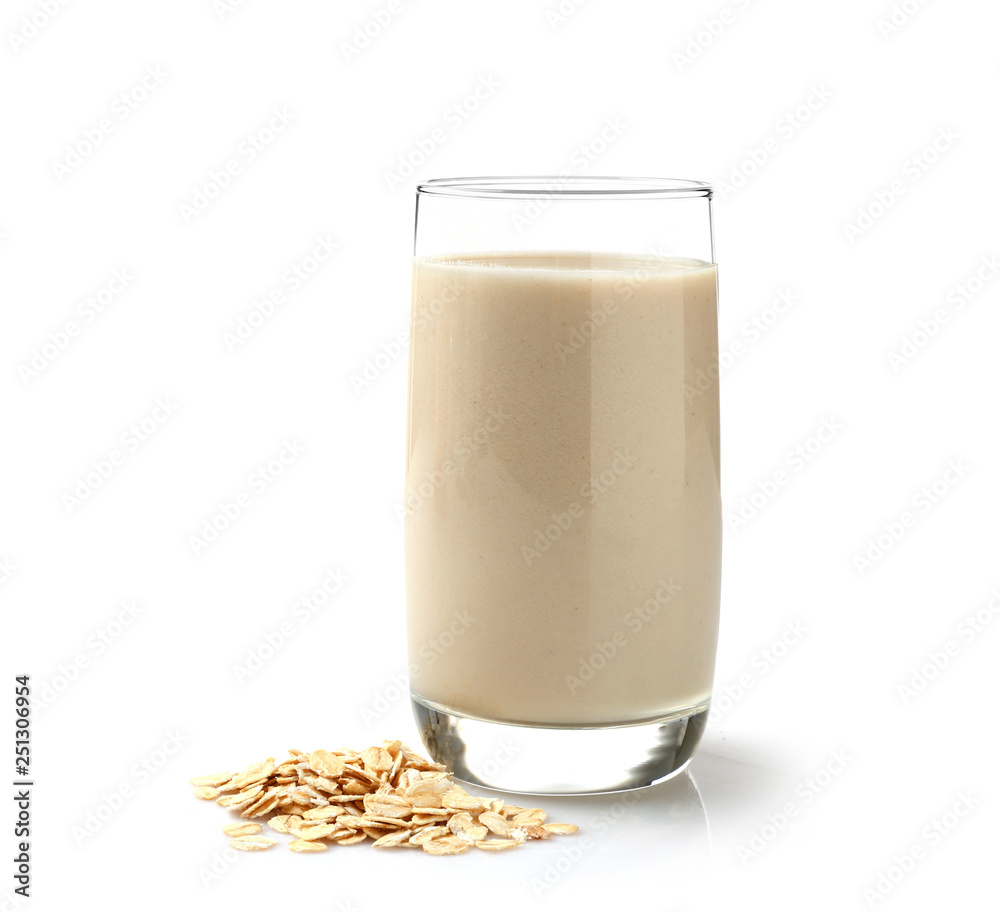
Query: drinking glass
[[404, 177, 720, 794]]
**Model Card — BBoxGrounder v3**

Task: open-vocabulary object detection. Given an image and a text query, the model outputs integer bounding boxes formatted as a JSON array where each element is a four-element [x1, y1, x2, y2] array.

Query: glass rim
[[416, 176, 713, 200]]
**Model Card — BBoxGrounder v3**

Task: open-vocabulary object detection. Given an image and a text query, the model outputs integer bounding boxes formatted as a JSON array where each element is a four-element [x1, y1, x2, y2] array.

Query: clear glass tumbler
[[404, 177, 720, 794]]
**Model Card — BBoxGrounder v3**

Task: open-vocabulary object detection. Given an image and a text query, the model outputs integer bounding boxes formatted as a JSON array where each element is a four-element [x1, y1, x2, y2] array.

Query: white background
[[1, 0, 998, 909]]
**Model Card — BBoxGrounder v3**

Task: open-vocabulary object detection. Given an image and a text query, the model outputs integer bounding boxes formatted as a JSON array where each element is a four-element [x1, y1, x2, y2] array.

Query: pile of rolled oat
[[191, 740, 577, 855]]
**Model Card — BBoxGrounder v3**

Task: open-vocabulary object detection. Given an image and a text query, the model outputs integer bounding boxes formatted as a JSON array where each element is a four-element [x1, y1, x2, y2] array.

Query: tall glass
[[404, 177, 720, 794]]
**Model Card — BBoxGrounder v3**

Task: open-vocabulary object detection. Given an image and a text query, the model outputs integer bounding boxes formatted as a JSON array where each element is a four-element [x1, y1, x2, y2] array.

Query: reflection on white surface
[[694, 738, 795, 813], [445, 730, 802, 904], [488, 767, 710, 901]]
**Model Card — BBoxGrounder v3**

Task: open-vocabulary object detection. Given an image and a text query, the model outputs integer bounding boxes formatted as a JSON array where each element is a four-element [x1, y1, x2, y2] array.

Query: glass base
[[410, 695, 710, 795]]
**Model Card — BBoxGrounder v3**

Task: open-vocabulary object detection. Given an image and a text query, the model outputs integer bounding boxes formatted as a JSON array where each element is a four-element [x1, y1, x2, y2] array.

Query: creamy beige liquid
[[405, 252, 720, 725]]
